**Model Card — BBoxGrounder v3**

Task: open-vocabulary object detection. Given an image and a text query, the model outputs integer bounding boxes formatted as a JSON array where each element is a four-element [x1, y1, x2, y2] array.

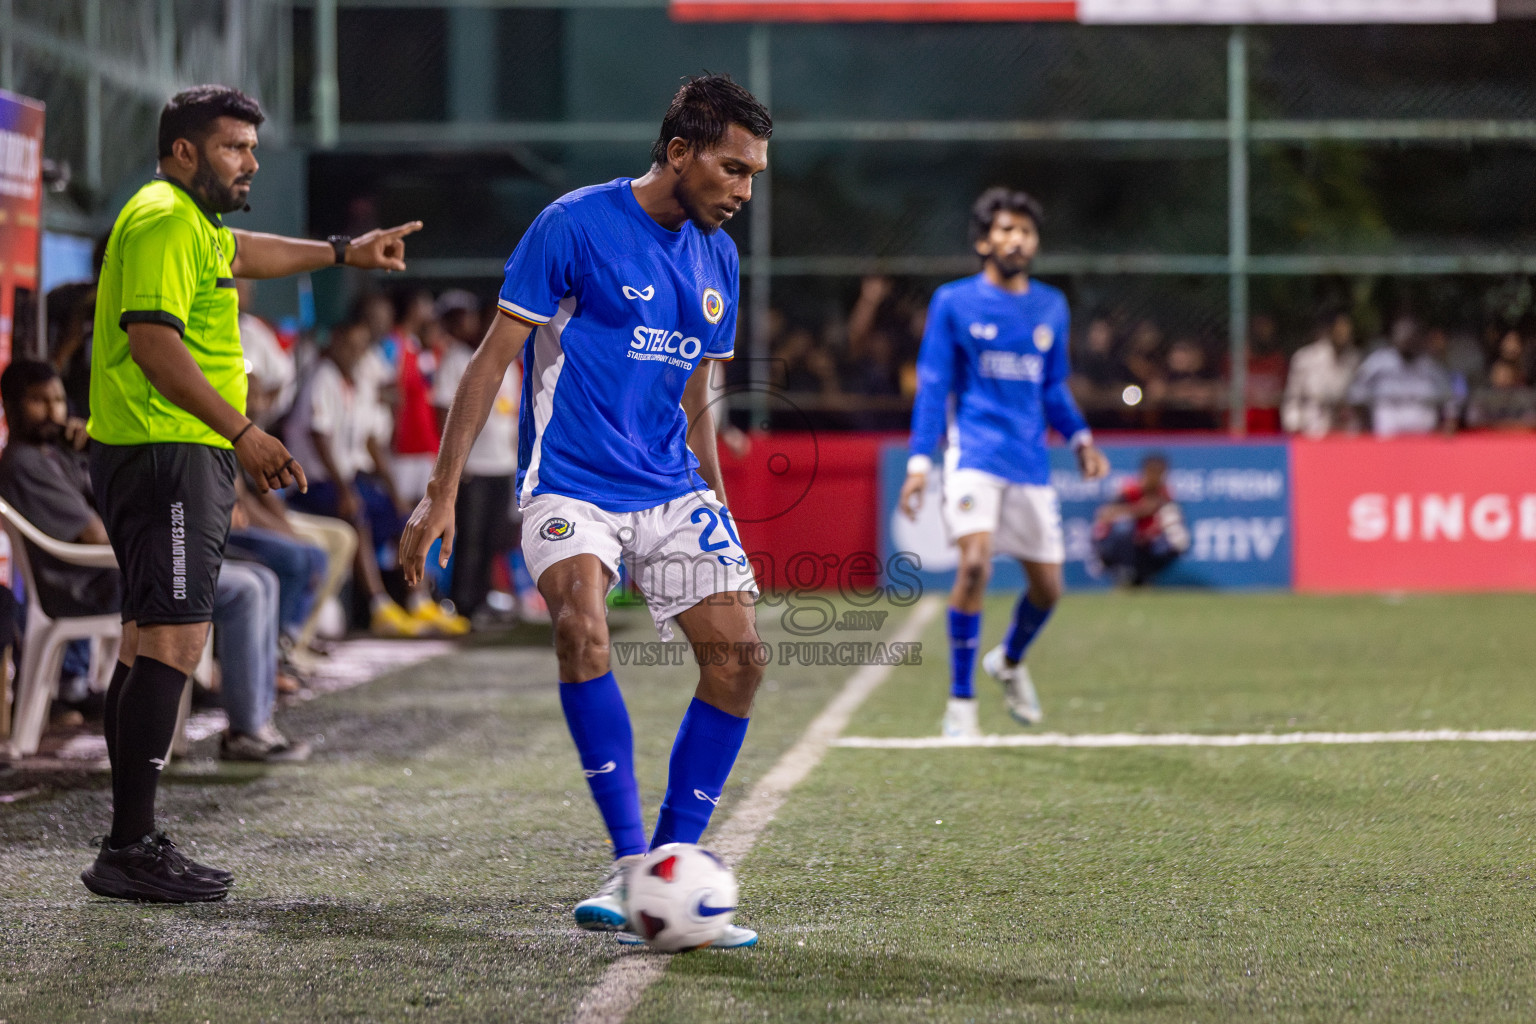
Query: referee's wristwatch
[[327, 234, 352, 266]]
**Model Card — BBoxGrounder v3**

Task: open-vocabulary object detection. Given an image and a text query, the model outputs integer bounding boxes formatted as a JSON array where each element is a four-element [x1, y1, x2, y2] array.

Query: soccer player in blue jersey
[[899, 188, 1110, 739], [401, 75, 769, 948]]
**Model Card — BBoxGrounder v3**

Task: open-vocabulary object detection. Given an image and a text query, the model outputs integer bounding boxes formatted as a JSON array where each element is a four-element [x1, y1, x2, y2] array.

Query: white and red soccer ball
[[625, 842, 738, 952]]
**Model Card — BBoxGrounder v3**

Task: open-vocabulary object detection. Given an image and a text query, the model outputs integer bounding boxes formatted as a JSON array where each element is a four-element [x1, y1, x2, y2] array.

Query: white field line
[[572, 597, 943, 1024], [835, 729, 1536, 750]]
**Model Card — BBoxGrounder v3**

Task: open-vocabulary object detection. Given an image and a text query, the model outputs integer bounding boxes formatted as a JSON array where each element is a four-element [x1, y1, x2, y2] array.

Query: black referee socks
[[108, 656, 189, 848]]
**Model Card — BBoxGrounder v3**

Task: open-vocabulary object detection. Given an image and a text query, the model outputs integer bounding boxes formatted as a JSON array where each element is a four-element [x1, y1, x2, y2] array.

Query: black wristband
[[230, 422, 256, 447], [328, 234, 351, 265]]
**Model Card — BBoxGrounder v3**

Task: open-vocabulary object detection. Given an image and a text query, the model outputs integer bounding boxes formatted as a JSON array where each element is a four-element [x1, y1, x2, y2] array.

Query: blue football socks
[[559, 672, 646, 858], [948, 608, 982, 699], [651, 698, 750, 849], [1004, 594, 1054, 664]]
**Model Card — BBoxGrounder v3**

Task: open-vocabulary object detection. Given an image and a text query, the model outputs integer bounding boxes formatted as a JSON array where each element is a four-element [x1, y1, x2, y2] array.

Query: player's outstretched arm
[[230, 222, 422, 279], [400, 311, 532, 585], [126, 321, 306, 493]]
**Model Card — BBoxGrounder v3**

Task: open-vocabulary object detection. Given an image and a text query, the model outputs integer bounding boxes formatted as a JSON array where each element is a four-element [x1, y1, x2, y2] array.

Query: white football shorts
[[520, 489, 758, 641], [941, 467, 1065, 565]]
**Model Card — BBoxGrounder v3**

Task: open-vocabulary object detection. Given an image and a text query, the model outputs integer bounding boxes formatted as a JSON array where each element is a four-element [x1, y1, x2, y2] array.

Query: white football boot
[[982, 645, 1043, 725], [574, 854, 642, 931], [940, 697, 981, 739], [616, 923, 760, 948]]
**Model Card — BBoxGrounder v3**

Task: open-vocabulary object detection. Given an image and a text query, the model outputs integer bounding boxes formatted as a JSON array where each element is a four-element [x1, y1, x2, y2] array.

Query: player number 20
[[691, 505, 741, 553]]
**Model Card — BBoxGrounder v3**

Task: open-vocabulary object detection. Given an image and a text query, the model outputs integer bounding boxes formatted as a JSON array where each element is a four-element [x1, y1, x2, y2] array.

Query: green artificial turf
[[4, 592, 1535, 1022]]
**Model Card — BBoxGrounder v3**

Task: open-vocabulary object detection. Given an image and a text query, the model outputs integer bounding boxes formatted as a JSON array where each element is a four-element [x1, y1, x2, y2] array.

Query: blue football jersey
[[498, 179, 738, 512], [908, 274, 1089, 486]]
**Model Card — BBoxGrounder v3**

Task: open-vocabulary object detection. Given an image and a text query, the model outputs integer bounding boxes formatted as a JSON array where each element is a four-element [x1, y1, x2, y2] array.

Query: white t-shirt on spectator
[[285, 360, 376, 485], [1346, 346, 1455, 438], [432, 340, 520, 478], [1282, 339, 1359, 437], [239, 312, 296, 426]]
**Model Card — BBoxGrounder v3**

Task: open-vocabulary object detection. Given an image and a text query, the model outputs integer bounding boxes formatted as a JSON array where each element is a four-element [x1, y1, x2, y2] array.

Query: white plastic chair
[[0, 496, 121, 756]]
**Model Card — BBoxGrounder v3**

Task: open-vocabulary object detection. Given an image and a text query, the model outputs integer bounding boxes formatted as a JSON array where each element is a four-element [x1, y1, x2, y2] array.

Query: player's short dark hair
[[969, 188, 1045, 244], [0, 359, 59, 410], [650, 73, 772, 168], [158, 85, 265, 159]]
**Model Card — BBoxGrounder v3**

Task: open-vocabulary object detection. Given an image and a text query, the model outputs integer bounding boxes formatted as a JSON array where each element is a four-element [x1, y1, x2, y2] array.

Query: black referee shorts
[[89, 441, 238, 626]]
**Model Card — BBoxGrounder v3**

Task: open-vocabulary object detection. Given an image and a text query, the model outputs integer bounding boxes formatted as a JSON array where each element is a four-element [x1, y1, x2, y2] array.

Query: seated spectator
[[213, 559, 309, 761], [1283, 310, 1360, 437], [237, 279, 297, 430], [226, 477, 328, 677], [286, 319, 468, 638], [1092, 454, 1190, 587], [1347, 316, 1457, 437], [1465, 359, 1536, 431], [0, 360, 305, 760], [0, 359, 116, 719]]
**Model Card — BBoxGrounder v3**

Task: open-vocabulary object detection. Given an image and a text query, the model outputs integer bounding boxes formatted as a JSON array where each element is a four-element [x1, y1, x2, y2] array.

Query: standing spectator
[[386, 285, 442, 505], [46, 282, 97, 418], [1283, 310, 1361, 437], [1465, 359, 1536, 430], [1158, 336, 1222, 431], [430, 290, 521, 625], [1242, 313, 1287, 434], [1347, 316, 1457, 437], [1091, 454, 1190, 587]]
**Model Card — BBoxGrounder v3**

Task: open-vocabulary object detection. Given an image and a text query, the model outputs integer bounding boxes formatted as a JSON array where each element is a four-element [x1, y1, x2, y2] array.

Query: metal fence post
[[1227, 25, 1250, 437]]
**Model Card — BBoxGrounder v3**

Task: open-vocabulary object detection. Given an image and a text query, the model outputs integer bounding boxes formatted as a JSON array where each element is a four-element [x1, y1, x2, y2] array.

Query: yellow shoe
[[410, 600, 471, 637], [371, 600, 427, 638]]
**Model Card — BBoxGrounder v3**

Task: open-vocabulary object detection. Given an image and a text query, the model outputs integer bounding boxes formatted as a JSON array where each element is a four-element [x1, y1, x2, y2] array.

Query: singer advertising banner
[[0, 89, 45, 371]]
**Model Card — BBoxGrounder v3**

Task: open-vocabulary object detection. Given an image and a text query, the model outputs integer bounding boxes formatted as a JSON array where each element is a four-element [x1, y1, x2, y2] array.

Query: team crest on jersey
[[958, 495, 975, 512], [702, 288, 725, 325], [1034, 325, 1055, 351], [539, 518, 574, 542], [969, 322, 999, 341]]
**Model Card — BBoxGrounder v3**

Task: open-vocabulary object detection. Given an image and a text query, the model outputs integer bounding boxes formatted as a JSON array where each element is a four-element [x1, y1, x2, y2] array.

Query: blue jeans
[[214, 561, 281, 736], [226, 528, 327, 639]]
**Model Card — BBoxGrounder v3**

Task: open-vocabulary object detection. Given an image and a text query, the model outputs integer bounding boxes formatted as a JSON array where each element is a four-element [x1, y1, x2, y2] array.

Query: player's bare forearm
[[127, 322, 248, 440], [683, 360, 727, 502], [428, 313, 531, 500]]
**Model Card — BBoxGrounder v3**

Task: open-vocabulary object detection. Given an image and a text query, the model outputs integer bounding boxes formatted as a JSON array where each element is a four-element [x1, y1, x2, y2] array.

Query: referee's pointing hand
[[343, 221, 424, 273], [233, 423, 308, 495]]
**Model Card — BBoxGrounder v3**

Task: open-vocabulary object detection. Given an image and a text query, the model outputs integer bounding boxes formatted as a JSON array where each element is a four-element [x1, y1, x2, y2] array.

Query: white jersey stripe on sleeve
[[498, 298, 553, 325]]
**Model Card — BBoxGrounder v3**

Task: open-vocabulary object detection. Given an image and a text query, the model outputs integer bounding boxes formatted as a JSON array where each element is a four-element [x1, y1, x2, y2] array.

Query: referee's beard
[[190, 154, 253, 215]]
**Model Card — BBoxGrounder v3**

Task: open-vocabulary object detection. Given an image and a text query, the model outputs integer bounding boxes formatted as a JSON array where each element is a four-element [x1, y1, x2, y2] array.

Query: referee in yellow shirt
[[81, 85, 421, 903]]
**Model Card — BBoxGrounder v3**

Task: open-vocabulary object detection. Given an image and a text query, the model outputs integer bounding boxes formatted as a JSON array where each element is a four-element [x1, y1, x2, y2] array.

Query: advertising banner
[[673, 0, 1491, 22], [0, 89, 45, 368], [880, 438, 1292, 593], [1292, 436, 1536, 593]]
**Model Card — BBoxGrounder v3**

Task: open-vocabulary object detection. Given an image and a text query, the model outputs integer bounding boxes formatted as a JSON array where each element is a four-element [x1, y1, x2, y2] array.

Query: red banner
[[1293, 436, 1536, 593], [0, 89, 45, 368]]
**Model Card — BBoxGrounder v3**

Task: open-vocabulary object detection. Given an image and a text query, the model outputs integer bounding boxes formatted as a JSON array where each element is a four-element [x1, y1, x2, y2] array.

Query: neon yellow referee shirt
[[88, 176, 247, 448]]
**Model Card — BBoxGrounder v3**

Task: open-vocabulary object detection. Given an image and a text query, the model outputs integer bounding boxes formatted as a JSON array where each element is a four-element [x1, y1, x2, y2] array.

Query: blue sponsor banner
[[878, 439, 1292, 592]]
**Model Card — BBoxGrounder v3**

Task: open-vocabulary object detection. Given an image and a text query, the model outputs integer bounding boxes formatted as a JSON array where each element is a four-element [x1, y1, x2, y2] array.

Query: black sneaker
[[80, 834, 229, 903], [151, 831, 235, 887]]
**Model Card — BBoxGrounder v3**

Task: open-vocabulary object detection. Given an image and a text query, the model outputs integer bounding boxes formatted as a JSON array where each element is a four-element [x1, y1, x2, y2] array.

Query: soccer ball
[[624, 842, 738, 952]]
